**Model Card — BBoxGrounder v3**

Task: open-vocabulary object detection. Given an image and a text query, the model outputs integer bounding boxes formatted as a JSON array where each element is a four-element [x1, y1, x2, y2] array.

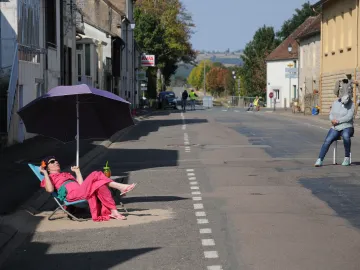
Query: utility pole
[[204, 61, 206, 96]]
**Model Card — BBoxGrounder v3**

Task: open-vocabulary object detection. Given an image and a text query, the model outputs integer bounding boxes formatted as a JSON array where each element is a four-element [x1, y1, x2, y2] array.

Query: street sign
[[141, 83, 146, 87], [285, 68, 298, 73], [285, 73, 298, 79], [141, 87, 147, 91], [141, 55, 155, 67], [136, 71, 147, 80], [269, 92, 274, 99]]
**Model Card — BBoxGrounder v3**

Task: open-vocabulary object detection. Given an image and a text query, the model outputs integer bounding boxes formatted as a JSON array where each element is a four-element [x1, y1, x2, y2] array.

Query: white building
[[266, 19, 315, 109]]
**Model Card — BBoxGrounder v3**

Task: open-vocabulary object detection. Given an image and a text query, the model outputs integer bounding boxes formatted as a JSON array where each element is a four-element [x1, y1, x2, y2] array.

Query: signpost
[[285, 64, 298, 109], [269, 92, 275, 111], [141, 55, 155, 67]]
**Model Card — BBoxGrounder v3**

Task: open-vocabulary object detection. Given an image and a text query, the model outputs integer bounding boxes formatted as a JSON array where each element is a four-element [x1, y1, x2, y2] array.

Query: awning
[[76, 34, 108, 46]]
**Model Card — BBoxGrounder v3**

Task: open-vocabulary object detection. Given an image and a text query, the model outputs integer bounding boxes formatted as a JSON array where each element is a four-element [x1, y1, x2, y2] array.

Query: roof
[[266, 17, 317, 61], [312, 0, 331, 8], [295, 15, 321, 41]]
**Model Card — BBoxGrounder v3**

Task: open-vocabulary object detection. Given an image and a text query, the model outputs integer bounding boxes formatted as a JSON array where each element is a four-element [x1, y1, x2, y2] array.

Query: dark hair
[[42, 156, 57, 169]]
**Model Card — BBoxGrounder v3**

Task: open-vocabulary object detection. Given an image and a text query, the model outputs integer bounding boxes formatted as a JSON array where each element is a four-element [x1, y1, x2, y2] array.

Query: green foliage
[[276, 2, 318, 41], [134, 0, 196, 92], [241, 26, 279, 97], [187, 60, 212, 90]]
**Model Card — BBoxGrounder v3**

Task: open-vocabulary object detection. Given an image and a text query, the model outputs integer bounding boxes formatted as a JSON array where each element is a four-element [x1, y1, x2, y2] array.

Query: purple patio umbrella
[[17, 84, 134, 166]]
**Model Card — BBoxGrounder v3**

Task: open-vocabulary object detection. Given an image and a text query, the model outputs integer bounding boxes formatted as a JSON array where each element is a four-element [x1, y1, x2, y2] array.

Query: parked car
[[158, 91, 178, 109]]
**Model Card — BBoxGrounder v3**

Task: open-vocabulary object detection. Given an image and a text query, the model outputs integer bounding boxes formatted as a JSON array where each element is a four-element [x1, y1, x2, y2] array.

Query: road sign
[[141, 83, 146, 87], [285, 68, 298, 73], [269, 92, 274, 99], [285, 73, 298, 79], [141, 55, 155, 67], [136, 71, 147, 80], [141, 87, 147, 91]]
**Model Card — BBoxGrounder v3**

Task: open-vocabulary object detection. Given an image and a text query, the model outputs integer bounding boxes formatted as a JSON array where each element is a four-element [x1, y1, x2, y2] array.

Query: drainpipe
[[59, 0, 64, 85]]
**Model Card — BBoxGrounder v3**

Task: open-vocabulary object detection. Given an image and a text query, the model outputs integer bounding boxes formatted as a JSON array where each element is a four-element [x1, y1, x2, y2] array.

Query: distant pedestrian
[[181, 89, 188, 111], [253, 96, 260, 111], [189, 89, 198, 110]]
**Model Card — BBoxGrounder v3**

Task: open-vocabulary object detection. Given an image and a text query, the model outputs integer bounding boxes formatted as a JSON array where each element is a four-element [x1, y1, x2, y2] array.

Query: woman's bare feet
[[120, 183, 137, 196], [110, 210, 126, 220]]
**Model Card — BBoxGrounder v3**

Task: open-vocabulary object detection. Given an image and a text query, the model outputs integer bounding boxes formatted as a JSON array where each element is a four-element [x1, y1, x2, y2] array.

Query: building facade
[[296, 15, 321, 113], [314, 0, 360, 114]]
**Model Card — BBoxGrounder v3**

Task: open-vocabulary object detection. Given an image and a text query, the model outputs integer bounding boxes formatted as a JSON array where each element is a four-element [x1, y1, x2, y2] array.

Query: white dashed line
[[202, 239, 215, 246], [200, 228, 212, 234], [187, 173, 195, 176], [197, 219, 209, 224], [207, 263, 223, 270], [194, 203, 204, 209], [192, 191, 201, 195], [188, 177, 196, 180], [195, 211, 206, 217], [190, 181, 198, 185], [204, 251, 219, 258], [192, 196, 202, 201], [190, 186, 199, 190], [186, 169, 194, 172]]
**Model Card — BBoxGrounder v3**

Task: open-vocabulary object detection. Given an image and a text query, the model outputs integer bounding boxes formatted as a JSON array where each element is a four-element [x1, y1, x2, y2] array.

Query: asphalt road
[[3, 107, 360, 270]]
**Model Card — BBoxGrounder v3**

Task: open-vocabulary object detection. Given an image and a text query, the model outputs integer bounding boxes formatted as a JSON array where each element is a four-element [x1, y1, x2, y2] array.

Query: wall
[[266, 60, 299, 108], [319, 0, 359, 115], [299, 34, 321, 111]]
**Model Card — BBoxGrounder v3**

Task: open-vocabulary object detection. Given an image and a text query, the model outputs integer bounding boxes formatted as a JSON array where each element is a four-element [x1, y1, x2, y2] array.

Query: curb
[[0, 111, 153, 261]]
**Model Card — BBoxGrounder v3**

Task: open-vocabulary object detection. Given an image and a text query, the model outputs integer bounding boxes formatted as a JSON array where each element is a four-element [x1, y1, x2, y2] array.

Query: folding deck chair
[[28, 163, 88, 221]]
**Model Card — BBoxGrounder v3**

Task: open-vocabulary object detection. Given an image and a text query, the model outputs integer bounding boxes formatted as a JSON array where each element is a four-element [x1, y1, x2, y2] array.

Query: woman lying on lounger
[[39, 156, 137, 221]]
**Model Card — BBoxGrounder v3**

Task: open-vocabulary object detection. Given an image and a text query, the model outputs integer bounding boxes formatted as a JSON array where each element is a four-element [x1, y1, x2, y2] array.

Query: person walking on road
[[189, 89, 198, 111], [253, 96, 260, 111], [314, 94, 355, 167], [181, 89, 188, 111]]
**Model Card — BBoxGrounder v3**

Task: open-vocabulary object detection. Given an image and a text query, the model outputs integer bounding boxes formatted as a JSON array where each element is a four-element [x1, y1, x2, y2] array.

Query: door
[[17, 85, 24, 143], [76, 50, 84, 84]]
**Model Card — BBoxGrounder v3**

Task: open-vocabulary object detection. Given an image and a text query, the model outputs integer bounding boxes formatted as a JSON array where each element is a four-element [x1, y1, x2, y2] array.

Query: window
[[274, 89, 280, 100], [348, 8, 353, 47], [45, 0, 57, 47], [332, 17, 336, 51], [324, 20, 329, 52], [85, 44, 91, 76], [36, 82, 45, 98], [293, 85, 297, 99], [340, 13, 344, 49]]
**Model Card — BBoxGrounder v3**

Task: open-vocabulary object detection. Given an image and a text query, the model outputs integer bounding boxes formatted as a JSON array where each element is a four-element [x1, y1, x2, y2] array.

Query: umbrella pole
[[76, 95, 79, 167]]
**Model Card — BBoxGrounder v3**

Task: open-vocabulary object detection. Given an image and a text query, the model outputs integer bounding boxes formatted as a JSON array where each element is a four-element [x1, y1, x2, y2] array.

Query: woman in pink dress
[[39, 156, 137, 221]]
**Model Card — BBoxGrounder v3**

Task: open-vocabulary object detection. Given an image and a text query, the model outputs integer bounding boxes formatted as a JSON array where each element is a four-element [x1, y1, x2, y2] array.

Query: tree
[[276, 2, 318, 41], [205, 67, 234, 97], [187, 60, 212, 90], [134, 0, 196, 95], [241, 26, 279, 97]]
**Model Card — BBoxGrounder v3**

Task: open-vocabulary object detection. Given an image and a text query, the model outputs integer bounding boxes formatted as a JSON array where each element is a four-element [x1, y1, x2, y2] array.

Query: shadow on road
[[1, 242, 160, 270], [299, 176, 360, 229]]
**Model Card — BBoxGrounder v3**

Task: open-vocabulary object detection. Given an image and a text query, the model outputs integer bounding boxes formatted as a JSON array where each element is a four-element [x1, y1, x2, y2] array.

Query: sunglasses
[[47, 159, 58, 165]]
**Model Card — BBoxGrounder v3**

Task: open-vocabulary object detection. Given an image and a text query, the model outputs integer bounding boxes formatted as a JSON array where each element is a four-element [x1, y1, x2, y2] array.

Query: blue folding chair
[[28, 164, 88, 221]]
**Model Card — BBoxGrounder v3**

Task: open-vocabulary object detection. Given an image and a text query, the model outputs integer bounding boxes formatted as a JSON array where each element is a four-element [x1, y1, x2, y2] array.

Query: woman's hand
[[39, 166, 47, 175], [71, 166, 81, 174]]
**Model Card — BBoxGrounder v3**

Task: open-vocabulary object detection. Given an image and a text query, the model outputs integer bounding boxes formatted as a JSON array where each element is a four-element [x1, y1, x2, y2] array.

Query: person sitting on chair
[[314, 94, 355, 167], [39, 156, 137, 221]]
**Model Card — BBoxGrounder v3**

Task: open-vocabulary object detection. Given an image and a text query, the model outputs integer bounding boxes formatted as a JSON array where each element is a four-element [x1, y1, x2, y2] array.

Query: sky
[[181, 0, 319, 51]]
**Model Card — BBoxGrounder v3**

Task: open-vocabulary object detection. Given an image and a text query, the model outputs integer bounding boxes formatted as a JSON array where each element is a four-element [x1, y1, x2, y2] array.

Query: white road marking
[[186, 169, 194, 172], [187, 173, 195, 176], [197, 219, 209, 224], [190, 181, 198, 185], [195, 211, 206, 217], [222, 110, 227, 112], [192, 196, 202, 201], [204, 251, 219, 258], [207, 266, 223, 270], [188, 177, 196, 180], [192, 191, 201, 195], [202, 239, 215, 246], [184, 142, 190, 145], [234, 110, 239, 112], [193, 203, 204, 209], [200, 228, 212, 234], [190, 186, 199, 190]]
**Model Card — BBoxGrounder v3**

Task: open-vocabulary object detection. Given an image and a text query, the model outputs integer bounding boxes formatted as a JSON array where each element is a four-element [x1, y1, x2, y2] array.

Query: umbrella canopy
[[17, 84, 134, 142]]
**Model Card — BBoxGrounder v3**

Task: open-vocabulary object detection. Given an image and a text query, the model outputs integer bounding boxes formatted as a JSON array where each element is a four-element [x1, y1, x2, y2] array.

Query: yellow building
[[314, 0, 360, 114]]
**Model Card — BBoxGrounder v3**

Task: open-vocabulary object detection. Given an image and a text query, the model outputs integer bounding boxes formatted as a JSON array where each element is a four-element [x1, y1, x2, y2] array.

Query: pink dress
[[41, 171, 116, 221]]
